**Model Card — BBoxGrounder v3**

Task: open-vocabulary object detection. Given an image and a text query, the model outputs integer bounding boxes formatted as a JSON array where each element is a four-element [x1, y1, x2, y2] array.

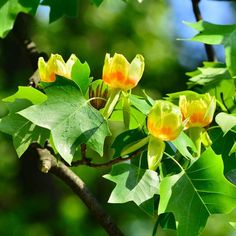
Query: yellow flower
[[38, 54, 78, 82], [147, 100, 183, 141], [179, 93, 216, 128], [102, 53, 145, 90]]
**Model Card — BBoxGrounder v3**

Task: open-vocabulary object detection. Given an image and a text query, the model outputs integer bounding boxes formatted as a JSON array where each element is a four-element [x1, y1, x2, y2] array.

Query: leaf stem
[[164, 152, 184, 171], [103, 88, 121, 119]]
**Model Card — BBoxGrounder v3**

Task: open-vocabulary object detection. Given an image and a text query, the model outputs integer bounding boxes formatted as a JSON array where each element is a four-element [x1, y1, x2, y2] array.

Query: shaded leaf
[[0, 0, 40, 38], [19, 77, 110, 164], [111, 128, 146, 158], [159, 148, 236, 236], [41, 0, 77, 22], [103, 163, 159, 205]]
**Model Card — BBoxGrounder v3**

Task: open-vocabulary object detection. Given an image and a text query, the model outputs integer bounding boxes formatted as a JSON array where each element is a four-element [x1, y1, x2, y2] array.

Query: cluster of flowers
[[38, 53, 216, 170]]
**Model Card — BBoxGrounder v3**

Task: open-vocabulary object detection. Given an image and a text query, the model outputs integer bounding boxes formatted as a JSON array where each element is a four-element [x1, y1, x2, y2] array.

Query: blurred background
[[1, 0, 236, 235]]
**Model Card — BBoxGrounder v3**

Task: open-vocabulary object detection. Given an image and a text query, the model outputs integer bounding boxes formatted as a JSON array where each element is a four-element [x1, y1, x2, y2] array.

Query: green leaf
[[185, 21, 236, 77], [0, 86, 49, 156], [103, 163, 159, 205], [71, 59, 90, 95], [41, 0, 77, 22], [186, 63, 236, 113], [209, 128, 236, 184], [159, 148, 236, 236], [148, 136, 165, 171], [129, 94, 152, 115], [19, 77, 110, 164], [0, 0, 40, 38], [111, 128, 146, 158], [171, 131, 197, 159], [215, 112, 236, 134], [0, 114, 49, 156]]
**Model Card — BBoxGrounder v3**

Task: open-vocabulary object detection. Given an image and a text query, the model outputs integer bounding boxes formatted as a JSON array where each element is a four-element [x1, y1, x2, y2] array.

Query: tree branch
[[37, 148, 124, 236], [191, 0, 216, 62], [71, 149, 142, 167]]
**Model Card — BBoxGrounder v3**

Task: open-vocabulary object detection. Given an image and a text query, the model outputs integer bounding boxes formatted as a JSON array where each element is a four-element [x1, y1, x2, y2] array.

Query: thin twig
[[191, 0, 216, 62], [71, 149, 143, 167], [37, 148, 124, 236]]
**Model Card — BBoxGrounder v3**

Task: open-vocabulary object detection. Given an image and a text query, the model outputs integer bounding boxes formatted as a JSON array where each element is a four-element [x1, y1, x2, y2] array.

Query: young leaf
[[103, 163, 159, 205], [0, 86, 49, 156], [19, 77, 110, 164], [41, 0, 77, 22], [0, 0, 40, 38], [159, 148, 236, 236], [71, 59, 90, 95]]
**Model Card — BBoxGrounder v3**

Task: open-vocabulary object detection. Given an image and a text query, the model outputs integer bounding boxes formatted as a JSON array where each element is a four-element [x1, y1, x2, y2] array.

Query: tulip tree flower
[[179, 92, 216, 157], [147, 100, 183, 170], [102, 53, 145, 90], [102, 53, 145, 120], [179, 93, 216, 128], [38, 54, 78, 82]]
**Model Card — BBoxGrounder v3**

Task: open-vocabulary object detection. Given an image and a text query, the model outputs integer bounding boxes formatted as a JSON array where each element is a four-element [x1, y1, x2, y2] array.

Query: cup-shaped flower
[[38, 54, 78, 82], [147, 100, 183, 141], [102, 53, 145, 90], [179, 93, 216, 128]]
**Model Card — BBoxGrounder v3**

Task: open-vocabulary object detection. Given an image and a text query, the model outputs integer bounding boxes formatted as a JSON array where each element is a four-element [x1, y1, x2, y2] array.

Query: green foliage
[[41, 0, 77, 22], [0, 0, 40, 38], [159, 148, 236, 236], [19, 77, 110, 164], [71, 59, 91, 95], [103, 163, 159, 205], [215, 112, 236, 134], [0, 87, 49, 156], [185, 21, 236, 77]]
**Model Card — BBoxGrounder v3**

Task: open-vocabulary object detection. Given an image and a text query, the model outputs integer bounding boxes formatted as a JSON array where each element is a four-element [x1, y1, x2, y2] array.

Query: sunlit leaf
[[103, 163, 159, 205], [71, 59, 90, 95], [215, 112, 236, 134], [185, 21, 236, 77], [19, 77, 110, 164]]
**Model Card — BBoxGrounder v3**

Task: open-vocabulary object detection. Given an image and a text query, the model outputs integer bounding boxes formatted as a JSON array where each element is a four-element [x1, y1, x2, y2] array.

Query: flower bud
[[102, 53, 144, 90], [147, 100, 183, 141], [179, 93, 216, 128], [38, 54, 78, 82]]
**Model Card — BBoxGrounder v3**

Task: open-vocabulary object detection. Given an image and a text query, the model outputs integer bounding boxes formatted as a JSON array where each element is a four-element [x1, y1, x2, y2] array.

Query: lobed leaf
[[0, 86, 49, 156], [19, 77, 110, 164], [159, 148, 236, 236], [103, 163, 159, 205]]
